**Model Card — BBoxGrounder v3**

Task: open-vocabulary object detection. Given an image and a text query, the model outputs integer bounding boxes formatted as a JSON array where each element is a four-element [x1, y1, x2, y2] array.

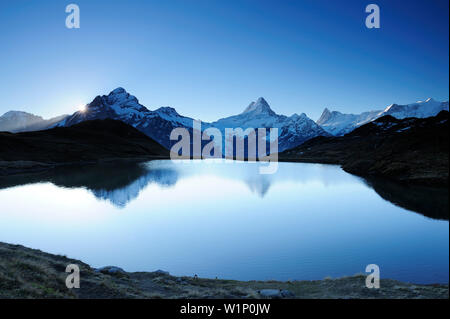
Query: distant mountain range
[[1, 88, 448, 151], [208, 97, 328, 152], [281, 110, 449, 187], [0, 111, 68, 133], [317, 98, 449, 136], [55, 89, 329, 152]]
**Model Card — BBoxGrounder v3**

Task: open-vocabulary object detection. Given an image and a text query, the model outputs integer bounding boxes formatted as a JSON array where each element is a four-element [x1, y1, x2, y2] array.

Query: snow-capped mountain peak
[[1, 110, 42, 121], [211, 97, 328, 151], [0, 111, 67, 133], [57, 88, 197, 148], [110, 87, 127, 94], [155, 106, 180, 117], [154, 106, 194, 127], [242, 97, 276, 116], [106, 87, 139, 105], [316, 98, 449, 136], [0, 111, 44, 132], [4, 88, 447, 153], [379, 98, 448, 119], [289, 113, 308, 121], [316, 108, 334, 125], [64, 88, 150, 127], [321, 108, 331, 115]]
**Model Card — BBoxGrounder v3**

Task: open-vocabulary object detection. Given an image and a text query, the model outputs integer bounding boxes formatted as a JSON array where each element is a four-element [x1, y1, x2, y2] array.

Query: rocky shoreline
[[0, 242, 447, 299]]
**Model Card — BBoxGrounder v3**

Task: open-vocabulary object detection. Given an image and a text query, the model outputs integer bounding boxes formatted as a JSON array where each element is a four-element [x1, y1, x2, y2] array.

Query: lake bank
[[0, 156, 169, 176], [1, 160, 447, 220], [1, 160, 448, 283], [278, 156, 448, 188], [0, 242, 448, 299], [0, 119, 170, 176], [279, 111, 449, 187]]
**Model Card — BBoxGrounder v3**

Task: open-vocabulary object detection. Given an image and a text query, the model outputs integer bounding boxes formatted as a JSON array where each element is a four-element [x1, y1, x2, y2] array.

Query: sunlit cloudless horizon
[[0, 0, 448, 121]]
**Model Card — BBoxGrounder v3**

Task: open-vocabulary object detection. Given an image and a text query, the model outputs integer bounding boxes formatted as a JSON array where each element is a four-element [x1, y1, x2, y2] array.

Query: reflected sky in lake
[[0, 160, 448, 283]]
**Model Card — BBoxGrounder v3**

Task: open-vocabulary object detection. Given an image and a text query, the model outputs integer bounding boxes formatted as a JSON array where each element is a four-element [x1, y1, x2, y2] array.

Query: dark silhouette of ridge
[[0, 119, 169, 167], [280, 111, 449, 186]]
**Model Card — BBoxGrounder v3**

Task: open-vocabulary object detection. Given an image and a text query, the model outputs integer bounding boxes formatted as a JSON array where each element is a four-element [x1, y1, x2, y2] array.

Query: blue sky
[[0, 0, 448, 121]]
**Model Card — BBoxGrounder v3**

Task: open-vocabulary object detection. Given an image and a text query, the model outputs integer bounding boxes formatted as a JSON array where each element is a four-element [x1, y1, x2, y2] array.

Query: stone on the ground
[[258, 289, 295, 298], [96, 266, 126, 275], [258, 289, 282, 298], [280, 289, 295, 298]]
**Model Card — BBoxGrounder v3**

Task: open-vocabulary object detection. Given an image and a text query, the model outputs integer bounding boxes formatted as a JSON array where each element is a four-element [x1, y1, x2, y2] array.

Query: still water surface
[[0, 160, 448, 283]]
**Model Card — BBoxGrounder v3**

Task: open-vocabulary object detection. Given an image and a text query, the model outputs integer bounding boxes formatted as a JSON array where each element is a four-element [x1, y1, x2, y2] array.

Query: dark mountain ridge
[[0, 119, 169, 174], [280, 111, 449, 186]]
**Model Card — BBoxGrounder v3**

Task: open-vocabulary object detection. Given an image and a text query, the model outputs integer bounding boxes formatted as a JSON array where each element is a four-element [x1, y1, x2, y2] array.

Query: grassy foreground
[[0, 242, 448, 299]]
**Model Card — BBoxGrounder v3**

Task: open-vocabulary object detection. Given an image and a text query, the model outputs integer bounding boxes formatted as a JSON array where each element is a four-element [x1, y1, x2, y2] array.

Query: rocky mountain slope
[[3, 89, 448, 153], [210, 97, 329, 152], [317, 98, 449, 136], [57, 88, 194, 150], [0, 119, 169, 174], [57, 89, 329, 152], [281, 111, 449, 186]]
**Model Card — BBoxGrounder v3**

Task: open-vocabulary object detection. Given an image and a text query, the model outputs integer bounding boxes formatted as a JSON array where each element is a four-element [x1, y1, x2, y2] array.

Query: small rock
[[258, 289, 295, 298], [175, 277, 187, 284], [96, 266, 126, 275], [154, 269, 170, 275], [258, 289, 282, 298], [280, 289, 295, 298]]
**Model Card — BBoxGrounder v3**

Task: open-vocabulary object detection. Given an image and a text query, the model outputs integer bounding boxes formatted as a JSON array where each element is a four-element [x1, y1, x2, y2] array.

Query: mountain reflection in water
[[0, 160, 447, 220], [0, 162, 178, 208]]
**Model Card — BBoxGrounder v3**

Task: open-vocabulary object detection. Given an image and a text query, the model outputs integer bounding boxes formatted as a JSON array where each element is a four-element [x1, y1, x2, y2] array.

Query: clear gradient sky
[[0, 0, 448, 121]]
